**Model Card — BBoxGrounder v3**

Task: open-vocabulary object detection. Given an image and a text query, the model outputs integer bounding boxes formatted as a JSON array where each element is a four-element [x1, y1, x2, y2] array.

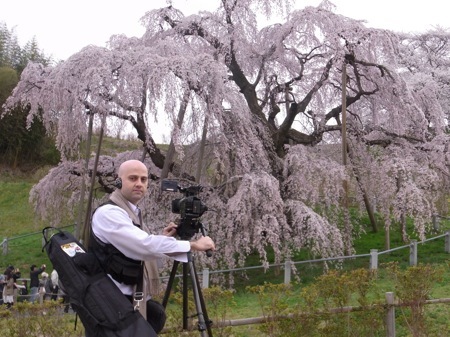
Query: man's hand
[[163, 222, 178, 237], [190, 236, 215, 252]]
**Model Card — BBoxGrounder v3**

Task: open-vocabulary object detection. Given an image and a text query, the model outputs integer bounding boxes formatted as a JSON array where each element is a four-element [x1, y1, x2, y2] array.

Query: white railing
[[187, 231, 450, 288]]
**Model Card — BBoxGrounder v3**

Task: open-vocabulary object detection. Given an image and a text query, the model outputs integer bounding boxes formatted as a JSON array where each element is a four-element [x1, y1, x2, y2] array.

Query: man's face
[[119, 162, 149, 205]]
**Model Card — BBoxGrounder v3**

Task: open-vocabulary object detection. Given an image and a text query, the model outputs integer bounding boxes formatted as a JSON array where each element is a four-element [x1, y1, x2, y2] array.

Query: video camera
[[161, 179, 208, 240]]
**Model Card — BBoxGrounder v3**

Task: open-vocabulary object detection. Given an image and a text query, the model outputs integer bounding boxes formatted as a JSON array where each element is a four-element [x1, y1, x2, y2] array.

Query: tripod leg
[[162, 260, 180, 308], [187, 252, 213, 337], [194, 267, 214, 337], [164, 254, 213, 336], [182, 262, 189, 330], [161, 260, 195, 332]]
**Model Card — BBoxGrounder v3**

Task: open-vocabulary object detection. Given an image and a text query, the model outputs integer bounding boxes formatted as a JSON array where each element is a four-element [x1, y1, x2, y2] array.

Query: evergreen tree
[[0, 22, 57, 168]]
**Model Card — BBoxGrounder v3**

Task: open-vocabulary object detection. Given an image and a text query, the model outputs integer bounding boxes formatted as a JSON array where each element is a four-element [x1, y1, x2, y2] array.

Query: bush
[[0, 301, 84, 337]]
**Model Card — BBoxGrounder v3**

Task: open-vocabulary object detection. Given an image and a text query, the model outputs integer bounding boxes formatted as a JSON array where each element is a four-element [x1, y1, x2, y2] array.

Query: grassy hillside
[[0, 178, 50, 272]]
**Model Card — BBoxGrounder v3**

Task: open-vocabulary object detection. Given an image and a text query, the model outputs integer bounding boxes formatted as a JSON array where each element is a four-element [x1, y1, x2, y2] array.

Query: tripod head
[[161, 179, 212, 257]]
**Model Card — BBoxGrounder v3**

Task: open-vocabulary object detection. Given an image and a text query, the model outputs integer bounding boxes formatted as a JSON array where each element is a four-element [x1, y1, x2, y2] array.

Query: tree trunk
[[361, 191, 378, 233], [347, 155, 380, 242], [346, 158, 378, 233]]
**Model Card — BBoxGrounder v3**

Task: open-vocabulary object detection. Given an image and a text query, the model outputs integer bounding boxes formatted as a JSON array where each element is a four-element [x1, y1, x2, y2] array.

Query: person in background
[[11, 268, 22, 301], [17, 279, 28, 302], [29, 264, 46, 303], [3, 272, 25, 308], [50, 269, 59, 301], [12, 268, 21, 281], [0, 270, 5, 302], [2, 266, 14, 304], [3, 266, 14, 276], [3, 273, 15, 308], [40, 272, 52, 301]]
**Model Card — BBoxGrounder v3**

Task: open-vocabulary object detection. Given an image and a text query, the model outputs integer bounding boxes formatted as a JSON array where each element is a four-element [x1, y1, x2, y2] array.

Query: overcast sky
[[1, 0, 449, 61]]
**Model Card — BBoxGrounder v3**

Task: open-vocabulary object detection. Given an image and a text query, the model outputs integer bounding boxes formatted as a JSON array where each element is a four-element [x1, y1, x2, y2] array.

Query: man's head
[[117, 160, 149, 205]]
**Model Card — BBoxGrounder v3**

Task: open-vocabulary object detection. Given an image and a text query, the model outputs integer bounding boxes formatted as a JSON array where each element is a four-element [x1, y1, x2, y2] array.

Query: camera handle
[[198, 222, 213, 258]]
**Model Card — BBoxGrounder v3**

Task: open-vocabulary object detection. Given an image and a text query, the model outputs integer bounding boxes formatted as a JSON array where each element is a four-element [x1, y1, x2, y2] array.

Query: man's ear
[[114, 177, 122, 189]]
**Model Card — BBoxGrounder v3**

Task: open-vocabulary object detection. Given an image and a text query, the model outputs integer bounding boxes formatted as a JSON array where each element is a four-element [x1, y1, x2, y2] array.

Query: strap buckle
[[133, 292, 144, 311]]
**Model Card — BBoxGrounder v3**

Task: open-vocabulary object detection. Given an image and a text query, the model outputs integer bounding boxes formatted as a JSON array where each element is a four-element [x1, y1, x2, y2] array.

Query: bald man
[[90, 159, 215, 334]]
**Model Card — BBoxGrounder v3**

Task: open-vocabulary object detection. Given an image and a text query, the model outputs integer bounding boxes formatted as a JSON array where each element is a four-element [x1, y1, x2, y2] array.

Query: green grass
[[87, 135, 144, 156], [0, 178, 51, 271], [83, 134, 169, 157], [0, 181, 41, 235]]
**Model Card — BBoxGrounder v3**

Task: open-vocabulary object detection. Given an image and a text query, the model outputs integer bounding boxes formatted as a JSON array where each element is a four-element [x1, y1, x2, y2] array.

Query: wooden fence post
[[39, 292, 44, 304], [370, 249, 378, 270], [385, 292, 396, 337], [2, 238, 7, 255], [445, 231, 450, 254], [202, 268, 209, 288], [432, 214, 440, 232], [284, 260, 292, 284], [409, 240, 417, 266]]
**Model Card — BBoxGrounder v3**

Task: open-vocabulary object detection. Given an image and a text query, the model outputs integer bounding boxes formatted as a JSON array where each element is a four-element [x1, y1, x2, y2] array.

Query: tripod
[[162, 226, 213, 337]]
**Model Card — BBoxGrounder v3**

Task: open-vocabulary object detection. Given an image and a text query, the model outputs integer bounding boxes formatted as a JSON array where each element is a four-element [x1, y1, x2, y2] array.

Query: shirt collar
[[128, 201, 139, 214]]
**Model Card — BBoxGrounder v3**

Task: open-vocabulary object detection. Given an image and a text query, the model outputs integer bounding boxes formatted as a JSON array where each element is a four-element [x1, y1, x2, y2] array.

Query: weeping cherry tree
[[3, 0, 449, 281]]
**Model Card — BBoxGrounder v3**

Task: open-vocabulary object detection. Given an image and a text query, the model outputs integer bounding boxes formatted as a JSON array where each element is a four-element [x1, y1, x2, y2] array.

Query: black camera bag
[[42, 227, 157, 337]]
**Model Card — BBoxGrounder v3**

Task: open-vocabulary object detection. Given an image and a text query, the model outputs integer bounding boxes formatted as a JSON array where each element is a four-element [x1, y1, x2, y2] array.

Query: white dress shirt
[[92, 202, 190, 295]]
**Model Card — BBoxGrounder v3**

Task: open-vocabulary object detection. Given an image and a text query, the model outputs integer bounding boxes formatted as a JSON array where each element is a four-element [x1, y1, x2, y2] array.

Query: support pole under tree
[[195, 113, 209, 183], [161, 89, 190, 179], [341, 62, 348, 203], [76, 108, 94, 240], [81, 109, 107, 245], [341, 61, 352, 254]]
